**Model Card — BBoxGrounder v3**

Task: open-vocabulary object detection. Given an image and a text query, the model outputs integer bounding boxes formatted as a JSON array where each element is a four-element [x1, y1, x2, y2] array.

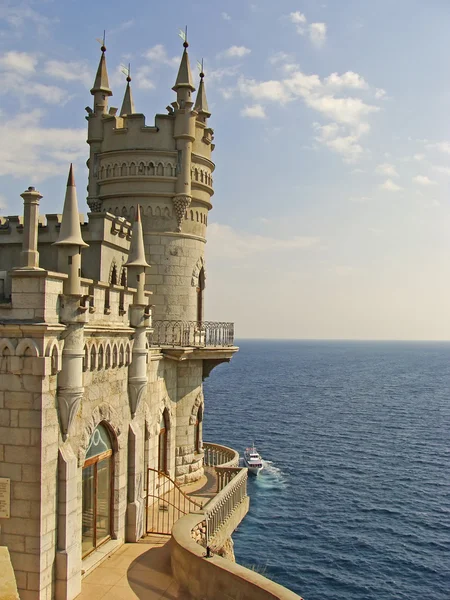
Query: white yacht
[[243, 444, 264, 475]]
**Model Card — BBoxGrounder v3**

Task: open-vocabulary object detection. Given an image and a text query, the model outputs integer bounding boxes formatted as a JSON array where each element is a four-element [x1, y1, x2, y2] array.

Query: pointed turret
[[54, 165, 88, 248], [54, 165, 88, 295], [125, 206, 149, 268], [173, 37, 195, 96], [90, 40, 112, 114], [194, 68, 211, 121], [125, 206, 150, 305], [120, 71, 135, 116]]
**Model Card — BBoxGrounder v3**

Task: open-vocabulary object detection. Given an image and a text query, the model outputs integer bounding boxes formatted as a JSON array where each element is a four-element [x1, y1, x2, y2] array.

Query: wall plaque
[[0, 478, 10, 518]]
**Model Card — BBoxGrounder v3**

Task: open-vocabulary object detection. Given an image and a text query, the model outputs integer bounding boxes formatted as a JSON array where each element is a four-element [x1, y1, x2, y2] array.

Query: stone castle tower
[[0, 38, 237, 600], [86, 39, 214, 322]]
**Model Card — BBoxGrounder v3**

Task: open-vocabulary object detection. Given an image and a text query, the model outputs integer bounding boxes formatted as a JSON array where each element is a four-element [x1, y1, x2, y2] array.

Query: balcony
[[150, 320, 235, 348], [149, 321, 238, 377]]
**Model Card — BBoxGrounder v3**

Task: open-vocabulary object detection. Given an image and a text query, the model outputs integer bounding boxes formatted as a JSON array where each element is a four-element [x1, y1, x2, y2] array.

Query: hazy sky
[[1, 0, 450, 339]]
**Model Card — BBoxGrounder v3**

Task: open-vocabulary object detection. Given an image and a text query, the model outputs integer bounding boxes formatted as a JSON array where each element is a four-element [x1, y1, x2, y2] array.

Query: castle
[[0, 38, 239, 600]]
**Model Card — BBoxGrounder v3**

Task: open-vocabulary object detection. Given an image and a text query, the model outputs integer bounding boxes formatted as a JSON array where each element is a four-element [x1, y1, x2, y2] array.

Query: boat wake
[[253, 459, 287, 490]]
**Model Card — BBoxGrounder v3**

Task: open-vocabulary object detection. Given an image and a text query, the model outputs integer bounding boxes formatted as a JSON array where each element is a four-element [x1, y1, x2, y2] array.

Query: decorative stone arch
[[78, 403, 123, 467], [97, 343, 104, 370], [121, 163, 127, 176], [165, 163, 174, 177], [155, 206, 161, 217], [83, 344, 89, 372], [16, 338, 39, 357], [156, 162, 164, 176], [45, 339, 62, 374], [113, 163, 119, 177], [125, 343, 131, 365], [112, 343, 118, 368], [90, 343, 97, 371], [130, 162, 137, 176], [118, 343, 125, 367], [146, 205, 153, 217], [105, 342, 112, 369], [148, 162, 155, 176], [189, 392, 204, 426], [155, 398, 173, 435], [0, 338, 16, 356], [163, 206, 170, 218], [138, 161, 145, 174], [191, 256, 206, 288]]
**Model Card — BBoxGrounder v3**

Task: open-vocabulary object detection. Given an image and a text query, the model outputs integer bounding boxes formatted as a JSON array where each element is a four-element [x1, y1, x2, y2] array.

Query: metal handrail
[[145, 468, 203, 535], [150, 320, 234, 348]]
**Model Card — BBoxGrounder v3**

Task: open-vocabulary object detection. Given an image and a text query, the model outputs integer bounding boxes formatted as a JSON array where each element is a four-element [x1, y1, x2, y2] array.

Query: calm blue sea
[[203, 340, 450, 600]]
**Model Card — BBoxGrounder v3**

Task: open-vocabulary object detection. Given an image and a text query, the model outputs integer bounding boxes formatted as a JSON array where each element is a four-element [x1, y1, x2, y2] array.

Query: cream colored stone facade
[[0, 40, 237, 600]]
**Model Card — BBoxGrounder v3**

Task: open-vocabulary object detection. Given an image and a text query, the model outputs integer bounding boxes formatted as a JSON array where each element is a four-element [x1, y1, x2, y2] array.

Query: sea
[[202, 340, 450, 600]]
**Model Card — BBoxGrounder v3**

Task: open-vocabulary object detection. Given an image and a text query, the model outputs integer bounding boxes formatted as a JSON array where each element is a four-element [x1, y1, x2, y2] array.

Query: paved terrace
[[76, 470, 216, 600]]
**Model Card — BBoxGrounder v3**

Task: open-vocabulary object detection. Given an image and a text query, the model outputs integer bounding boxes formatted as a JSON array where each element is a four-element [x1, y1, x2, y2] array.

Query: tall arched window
[[197, 267, 205, 324], [82, 424, 113, 557], [158, 410, 169, 474], [194, 405, 203, 454]]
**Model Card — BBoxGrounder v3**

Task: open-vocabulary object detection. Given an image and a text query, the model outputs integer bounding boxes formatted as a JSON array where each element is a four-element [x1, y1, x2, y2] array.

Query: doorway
[[82, 423, 114, 557]]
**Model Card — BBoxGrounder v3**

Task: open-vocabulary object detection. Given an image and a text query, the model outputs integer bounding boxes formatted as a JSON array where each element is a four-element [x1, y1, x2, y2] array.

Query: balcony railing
[[150, 320, 234, 348], [203, 441, 241, 492], [204, 467, 248, 545]]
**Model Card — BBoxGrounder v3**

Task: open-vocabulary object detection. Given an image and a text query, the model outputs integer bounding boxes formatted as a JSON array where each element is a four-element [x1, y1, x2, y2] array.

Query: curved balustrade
[[203, 442, 239, 468], [150, 321, 234, 348], [204, 467, 248, 544]]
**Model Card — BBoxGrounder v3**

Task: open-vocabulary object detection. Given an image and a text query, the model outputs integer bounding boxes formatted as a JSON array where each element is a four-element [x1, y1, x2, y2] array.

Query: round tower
[[85, 40, 215, 322]]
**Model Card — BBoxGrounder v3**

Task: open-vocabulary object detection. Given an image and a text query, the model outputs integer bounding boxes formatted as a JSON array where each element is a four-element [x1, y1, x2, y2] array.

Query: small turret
[[125, 205, 150, 305], [90, 38, 112, 114], [53, 165, 88, 295], [120, 67, 135, 116], [19, 186, 43, 269], [194, 64, 211, 123], [172, 34, 195, 109]]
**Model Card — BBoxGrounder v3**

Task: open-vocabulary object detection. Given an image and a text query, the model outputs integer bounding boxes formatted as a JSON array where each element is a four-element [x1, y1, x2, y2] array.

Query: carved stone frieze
[[172, 194, 191, 232], [57, 387, 83, 440], [128, 376, 147, 416]]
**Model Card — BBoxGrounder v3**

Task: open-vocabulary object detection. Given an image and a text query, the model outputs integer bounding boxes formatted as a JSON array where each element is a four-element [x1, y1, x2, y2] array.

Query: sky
[[2, 0, 450, 340]]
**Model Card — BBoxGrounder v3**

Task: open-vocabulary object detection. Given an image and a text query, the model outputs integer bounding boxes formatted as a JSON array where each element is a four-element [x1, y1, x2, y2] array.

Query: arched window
[[120, 268, 127, 287], [105, 346, 111, 369], [119, 345, 124, 367], [98, 345, 104, 370], [83, 345, 88, 373], [112, 345, 118, 368], [194, 405, 203, 454], [158, 410, 169, 474], [110, 264, 117, 286], [51, 346, 59, 375], [82, 424, 113, 557], [90, 345, 97, 371], [197, 267, 205, 324], [144, 427, 150, 490], [125, 344, 131, 365]]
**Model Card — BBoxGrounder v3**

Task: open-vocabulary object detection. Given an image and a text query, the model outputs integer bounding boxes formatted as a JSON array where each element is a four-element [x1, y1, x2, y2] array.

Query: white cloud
[[289, 11, 307, 24], [0, 3, 58, 34], [349, 196, 371, 202], [426, 141, 450, 154], [44, 60, 92, 87], [220, 46, 251, 59], [208, 223, 319, 259], [413, 153, 425, 161], [432, 165, 450, 175], [0, 51, 37, 73], [380, 179, 403, 192], [325, 71, 368, 90], [109, 19, 134, 35], [0, 109, 86, 181], [375, 88, 387, 99], [241, 104, 266, 119], [413, 175, 437, 186], [376, 163, 399, 177], [134, 65, 155, 90], [221, 12, 231, 21], [143, 44, 178, 67], [305, 94, 379, 127], [238, 76, 291, 103], [309, 23, 327, 46]]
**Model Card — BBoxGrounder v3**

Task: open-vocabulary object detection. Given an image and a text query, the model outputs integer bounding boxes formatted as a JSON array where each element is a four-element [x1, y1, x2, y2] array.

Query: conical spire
[[54, 165, 88, 247], [125, 206, 150, 268], [91, 41, 112, 96], [120, 69, 135, 116], [173, 37, 195, 92], [194, 67, 211, 118]]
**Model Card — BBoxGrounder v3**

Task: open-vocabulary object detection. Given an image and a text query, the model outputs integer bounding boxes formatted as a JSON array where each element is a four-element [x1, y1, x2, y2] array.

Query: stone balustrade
[[204, 467, 248, 545], [203, 441, 239, 468], [150, 321, 234, 348]]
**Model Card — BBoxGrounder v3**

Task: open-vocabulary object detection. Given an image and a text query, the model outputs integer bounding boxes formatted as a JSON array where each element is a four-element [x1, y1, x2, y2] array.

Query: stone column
[[19, 187, 42, 269], [55, 446, 81, 600]]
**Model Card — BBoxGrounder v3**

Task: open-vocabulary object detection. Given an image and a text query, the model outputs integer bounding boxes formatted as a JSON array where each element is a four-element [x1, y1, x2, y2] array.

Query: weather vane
[[197, 59, 204, 77], [178, 26, 188, 47], [121, 63, 131, 82], [96, 30, 106, 51]]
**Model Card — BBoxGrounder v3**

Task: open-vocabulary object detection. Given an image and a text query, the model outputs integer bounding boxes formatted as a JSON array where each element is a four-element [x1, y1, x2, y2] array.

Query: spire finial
[[91, 34, 112, 99], [67, 163, 75, 187], [125, 204, 150, 269], [120, 64, 135, 116], [173, 28, 195, 93]]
